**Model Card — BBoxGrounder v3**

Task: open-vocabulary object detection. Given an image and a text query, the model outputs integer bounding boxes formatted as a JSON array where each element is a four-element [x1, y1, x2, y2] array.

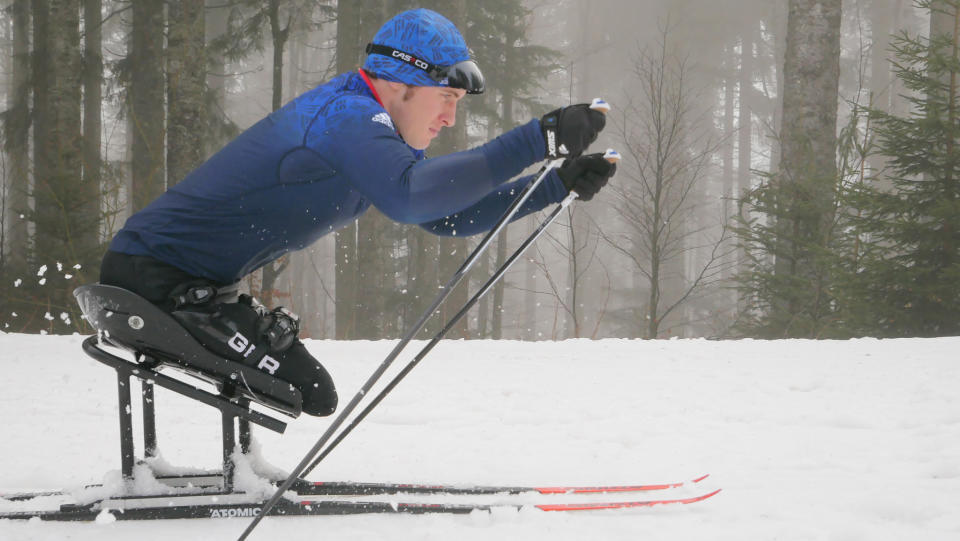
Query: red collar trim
[[358, 69, 385, 107]]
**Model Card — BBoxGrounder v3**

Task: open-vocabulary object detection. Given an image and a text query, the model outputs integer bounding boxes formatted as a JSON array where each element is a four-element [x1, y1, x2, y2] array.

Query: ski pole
[[300, 148, 622, 477], [238, 100, 610, 541], [239, 160, 560, 541]]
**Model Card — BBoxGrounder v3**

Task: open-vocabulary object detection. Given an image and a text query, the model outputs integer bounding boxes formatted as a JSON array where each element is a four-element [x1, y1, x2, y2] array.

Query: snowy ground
[[1, 332, 959, 540]]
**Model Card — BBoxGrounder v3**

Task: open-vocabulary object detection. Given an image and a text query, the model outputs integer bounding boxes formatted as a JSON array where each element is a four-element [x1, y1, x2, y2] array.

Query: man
[[99, 9, 616, 417]]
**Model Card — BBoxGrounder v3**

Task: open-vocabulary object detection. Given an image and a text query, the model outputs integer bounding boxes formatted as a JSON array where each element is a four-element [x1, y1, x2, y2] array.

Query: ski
[[0, 488, 722, 521], [1, 474, 226, 502], [2, 489, 65, 502], [292, 473, 711, 496], [535, 489, 721, 511], [2, 473, 709, 501]]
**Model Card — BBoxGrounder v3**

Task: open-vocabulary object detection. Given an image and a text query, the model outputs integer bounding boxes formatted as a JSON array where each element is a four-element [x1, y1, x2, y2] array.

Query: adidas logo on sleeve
[[371, 112, 394, 130]]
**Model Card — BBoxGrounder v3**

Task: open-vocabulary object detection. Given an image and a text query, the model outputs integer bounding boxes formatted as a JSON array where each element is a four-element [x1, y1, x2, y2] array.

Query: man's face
[[390, 86, 466, 150]]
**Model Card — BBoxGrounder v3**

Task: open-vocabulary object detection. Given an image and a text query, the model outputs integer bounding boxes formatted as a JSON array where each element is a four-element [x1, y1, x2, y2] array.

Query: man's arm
[[330, 97, 546, 224], [417, 169, 569, 237], [420, 151, 619, 237]]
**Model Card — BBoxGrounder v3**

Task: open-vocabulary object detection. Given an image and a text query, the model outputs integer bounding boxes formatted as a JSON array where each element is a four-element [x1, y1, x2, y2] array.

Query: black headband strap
[[365, 43, 445, 78]]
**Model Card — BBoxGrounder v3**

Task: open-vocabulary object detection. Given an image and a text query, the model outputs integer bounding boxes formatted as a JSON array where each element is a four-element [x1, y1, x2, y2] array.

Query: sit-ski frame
[[81, 336, 289, 492]]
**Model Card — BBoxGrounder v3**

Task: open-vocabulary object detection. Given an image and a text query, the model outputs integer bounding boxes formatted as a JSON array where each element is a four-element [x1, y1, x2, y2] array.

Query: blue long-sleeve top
[[109, 71, 569, 284]]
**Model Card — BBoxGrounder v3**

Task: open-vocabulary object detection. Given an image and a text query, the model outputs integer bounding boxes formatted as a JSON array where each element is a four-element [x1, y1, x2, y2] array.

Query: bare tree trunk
[[335, 222, 359, 339], [258, 0, 293, 307], [288, 14, 306, 101], [930, 1, 957, 47], [490, 86, 513, 340], [5, 0, 30, 271], [778, 0, 842, 208], [333, 0, 371, 338], [491, 230, 507, 339], [715, 39, 737, 332], [434, 0, 469, 338], [769, 0, 789, 172], [738, 29, 754, 203], [404, 221, 438, 338], [722, 42, 735, 266], [205, 0, 230, 158], [565, 0, 601, 338], [774, 0, 842, 327], [523, 216, 536, 339], [167, 0, 205, 186], [489, 9, 529, 340], [33, 0, 87, 329], [82, 0, 102, 246], [869, 0, 893, 114], [267, 0, 291, 112], [32, 0, 49, 256], [478, 92, 498, 339], [477, 242, 491, 337], [406, 222, 439, 335], [735, 26, 755, 304], [130, 1, 165, 211], [867, 0, 894, 185]]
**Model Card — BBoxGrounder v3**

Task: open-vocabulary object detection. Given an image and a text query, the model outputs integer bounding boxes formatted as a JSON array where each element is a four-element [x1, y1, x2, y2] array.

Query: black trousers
[[100, 251, 337, 416]]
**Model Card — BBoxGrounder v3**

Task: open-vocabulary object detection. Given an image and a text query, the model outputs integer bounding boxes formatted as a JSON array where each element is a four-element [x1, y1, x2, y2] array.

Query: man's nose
[[441, 101, 457, 127]]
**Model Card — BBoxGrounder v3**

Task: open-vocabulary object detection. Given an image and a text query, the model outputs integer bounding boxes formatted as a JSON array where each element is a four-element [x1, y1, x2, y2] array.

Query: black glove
[[541, 103, 606, 158], [556, 153, 617, 201]]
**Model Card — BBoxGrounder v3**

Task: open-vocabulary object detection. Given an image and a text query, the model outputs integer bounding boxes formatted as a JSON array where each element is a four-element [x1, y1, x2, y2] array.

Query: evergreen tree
[[842, 0, 960, 337]]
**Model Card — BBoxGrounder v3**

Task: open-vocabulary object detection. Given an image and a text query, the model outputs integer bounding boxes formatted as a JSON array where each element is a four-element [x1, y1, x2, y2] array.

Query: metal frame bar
[[82, 336, 288, 489]]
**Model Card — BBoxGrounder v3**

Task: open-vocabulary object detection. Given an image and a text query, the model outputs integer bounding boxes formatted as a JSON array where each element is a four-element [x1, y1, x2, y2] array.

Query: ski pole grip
[[590, 98, 611, 114]]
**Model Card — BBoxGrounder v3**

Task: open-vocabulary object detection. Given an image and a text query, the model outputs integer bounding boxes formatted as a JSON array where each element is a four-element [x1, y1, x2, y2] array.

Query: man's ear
[[382, 80, 407, 97], [373, 80, 405, 105]]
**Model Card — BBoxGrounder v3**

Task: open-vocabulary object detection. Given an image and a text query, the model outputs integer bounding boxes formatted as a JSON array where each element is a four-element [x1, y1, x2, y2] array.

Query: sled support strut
[[83, 336, 272, 489]]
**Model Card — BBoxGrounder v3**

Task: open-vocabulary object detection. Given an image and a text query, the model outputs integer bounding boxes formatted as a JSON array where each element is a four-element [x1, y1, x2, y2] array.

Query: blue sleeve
[[418, 169, 569, 237], [326, 97, 547, 224]]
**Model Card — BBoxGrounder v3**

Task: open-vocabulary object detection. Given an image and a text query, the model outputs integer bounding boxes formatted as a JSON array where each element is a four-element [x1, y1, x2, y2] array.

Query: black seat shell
[[74, 284, 302, 416]]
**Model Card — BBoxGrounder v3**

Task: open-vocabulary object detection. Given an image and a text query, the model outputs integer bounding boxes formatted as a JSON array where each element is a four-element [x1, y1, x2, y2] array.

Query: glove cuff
[[541, 111, 561, 158]]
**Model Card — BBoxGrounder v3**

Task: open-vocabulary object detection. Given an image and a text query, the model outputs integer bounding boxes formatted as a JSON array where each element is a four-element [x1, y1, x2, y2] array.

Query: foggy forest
[[1, 0, 958, 341]]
